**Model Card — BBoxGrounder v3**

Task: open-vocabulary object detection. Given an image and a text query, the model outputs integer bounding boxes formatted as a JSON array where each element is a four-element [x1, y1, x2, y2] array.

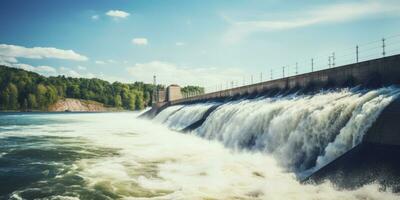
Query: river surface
[[0, 112, 398, 200]]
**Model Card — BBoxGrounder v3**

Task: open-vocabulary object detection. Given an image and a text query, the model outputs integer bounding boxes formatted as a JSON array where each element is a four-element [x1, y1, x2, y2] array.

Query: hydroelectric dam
[[142, 54, 400, 190]]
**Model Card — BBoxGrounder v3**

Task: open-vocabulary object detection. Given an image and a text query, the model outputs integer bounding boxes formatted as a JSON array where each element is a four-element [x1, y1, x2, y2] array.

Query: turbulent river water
[[156, 87, 400, 176], [1, 88, 400, 199]]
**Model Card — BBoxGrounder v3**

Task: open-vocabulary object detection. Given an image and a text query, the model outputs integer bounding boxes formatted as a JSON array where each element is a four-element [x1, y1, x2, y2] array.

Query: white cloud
[[0, 56, 18, 64], [95, 60, 106, 64], [0, 46, 95, 79], [0, 57, 37, 74], [224, 1, 400, 43], [59, 67, 95, 78], [132, 38, 148, 46], [11, 63, 79, 77], [0, 44, 88, 61], [95, 59, 121, 64], [97, 73, 131, 83], [126, 61, 247, 92], [12, 63, 35, 72], [36, 65, 57, 74], [106, 10, 130, 19], [1, 58, 96, 78], [11, 63, 57, 75], [91, 15, 99, 20], [59, 67, 81, 77], [77, 65, 87, 70], [175, 42, 185, 46]]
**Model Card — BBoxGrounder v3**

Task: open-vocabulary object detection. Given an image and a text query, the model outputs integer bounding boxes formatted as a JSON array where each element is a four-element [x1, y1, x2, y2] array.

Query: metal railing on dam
[[180, 34, 400, 100], [172, 53, 400, 105]]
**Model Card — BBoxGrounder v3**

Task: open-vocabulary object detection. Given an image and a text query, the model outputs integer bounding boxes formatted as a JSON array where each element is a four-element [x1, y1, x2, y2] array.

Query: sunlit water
[[0, 112, 399, 200]]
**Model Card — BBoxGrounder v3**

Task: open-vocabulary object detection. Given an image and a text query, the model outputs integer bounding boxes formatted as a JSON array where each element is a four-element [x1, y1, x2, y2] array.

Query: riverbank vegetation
[[0, 65, 204, 111]]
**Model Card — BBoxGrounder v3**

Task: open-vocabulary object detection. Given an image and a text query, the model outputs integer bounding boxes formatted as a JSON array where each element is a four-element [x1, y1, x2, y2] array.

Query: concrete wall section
[[167, 85, 183, 101], [303, 143, 400, 189], [363, 98, 400, 146], [139, 102, 169, 119], [171, 54, 400, 105]]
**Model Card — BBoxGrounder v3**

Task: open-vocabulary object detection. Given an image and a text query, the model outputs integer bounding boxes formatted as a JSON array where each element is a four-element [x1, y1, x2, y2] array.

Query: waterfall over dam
[[142, 54, 400, 189], [153, 87, 399, 177]]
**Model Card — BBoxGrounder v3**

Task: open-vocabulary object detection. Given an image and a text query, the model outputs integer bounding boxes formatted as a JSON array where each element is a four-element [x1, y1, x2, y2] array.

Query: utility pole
[[295, 62, 298, 75], [311, 58, 314, 72], [270, 69, 273, 80], [282, 66, 285, 78], [356, 45, 359, 63], [332, 52, 335, 67], [153, 75, 157, 103], [328, 56, 331, 68], [382, 38, 386, 57]]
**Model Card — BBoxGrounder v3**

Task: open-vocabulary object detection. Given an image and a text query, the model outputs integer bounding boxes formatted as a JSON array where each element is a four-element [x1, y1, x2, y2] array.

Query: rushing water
[[156, 87, 400, 178], [155, 103, 217, 130], [0, 111, 398, 199]]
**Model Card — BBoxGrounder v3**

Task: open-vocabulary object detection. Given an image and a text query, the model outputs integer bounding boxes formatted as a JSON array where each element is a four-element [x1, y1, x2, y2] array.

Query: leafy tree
[[46, 85, 58, 105], [181, 86, 205, 97], [6, 83, 19, 110], [27, 94, 38, 109], [36, 84, 48, 109], [134, 91, 145, 110], [128, 93, 136, 110], [143, 91, 151, 106], [22, 98, 28, 111], [67, 84, 80, 98], [114, 95, 122, 107], [0, 87, 10, 109]]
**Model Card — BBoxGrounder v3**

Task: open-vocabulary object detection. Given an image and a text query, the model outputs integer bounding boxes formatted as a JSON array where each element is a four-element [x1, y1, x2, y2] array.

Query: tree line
[[181, 86, 205, 97], [0, 65, 204, 111]]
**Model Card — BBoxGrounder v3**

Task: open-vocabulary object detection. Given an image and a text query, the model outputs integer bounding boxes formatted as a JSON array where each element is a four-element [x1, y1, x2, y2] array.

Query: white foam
[[162, 103, 216, 130], [183, 87, 400, 174], [3, 111, 399, 199]]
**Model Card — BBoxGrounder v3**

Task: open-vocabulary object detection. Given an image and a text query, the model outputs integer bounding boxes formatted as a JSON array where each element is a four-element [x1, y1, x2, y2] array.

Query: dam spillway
[[152, 88, 400, 180], [143, 54, 400, 189]]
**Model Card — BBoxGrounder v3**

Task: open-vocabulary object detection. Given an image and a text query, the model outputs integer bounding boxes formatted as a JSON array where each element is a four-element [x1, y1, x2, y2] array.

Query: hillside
[[0, 65, 156, 111], [48, 98, 121, 112]]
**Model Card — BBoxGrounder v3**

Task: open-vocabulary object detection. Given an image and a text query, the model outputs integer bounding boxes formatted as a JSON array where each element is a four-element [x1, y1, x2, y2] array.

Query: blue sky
[[1, 0, 400, 91]]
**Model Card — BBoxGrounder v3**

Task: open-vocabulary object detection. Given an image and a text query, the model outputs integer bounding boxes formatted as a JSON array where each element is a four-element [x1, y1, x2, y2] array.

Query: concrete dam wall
[[170, 54, 400, 105], [143, 54, 400, 190]]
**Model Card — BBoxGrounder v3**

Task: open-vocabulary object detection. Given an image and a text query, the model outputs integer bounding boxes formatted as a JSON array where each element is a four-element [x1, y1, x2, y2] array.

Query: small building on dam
[[152, 84, 183, 105]]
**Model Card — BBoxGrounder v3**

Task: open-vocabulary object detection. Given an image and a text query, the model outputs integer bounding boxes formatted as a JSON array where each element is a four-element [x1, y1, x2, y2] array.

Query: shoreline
[[0, 110, 135, 115]]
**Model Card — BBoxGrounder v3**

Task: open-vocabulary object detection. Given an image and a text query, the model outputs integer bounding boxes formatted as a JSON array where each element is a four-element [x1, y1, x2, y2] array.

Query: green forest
[[0, 65, 204, 111]]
